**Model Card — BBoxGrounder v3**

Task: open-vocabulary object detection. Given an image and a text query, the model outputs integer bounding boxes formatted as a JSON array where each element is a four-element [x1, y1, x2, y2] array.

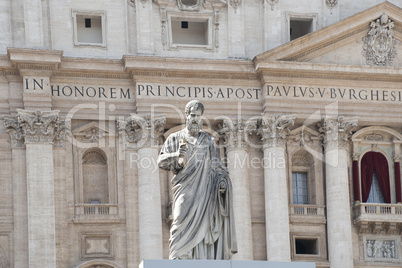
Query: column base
[[139, 260, 315, 268]]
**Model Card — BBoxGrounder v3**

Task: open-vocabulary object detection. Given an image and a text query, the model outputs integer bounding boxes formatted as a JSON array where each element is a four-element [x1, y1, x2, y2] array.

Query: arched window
[[82, 149, 109, 204], [360, 151, 390, 203]]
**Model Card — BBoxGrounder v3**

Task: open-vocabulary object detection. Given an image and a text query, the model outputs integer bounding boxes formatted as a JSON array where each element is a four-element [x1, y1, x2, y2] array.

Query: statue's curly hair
[[185, 100, 205, 116]]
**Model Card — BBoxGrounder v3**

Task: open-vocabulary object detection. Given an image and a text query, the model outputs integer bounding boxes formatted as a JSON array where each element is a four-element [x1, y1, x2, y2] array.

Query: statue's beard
[[187, 119, 202, 134]]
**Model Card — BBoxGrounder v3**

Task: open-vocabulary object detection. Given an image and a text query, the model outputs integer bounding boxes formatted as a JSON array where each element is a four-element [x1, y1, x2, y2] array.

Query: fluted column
[[219, 117, 256, 260], [318, 116, 357, 268], [4, 109, 68, 268], [258, 114, 296, 262], [119, 114, 166, 261]]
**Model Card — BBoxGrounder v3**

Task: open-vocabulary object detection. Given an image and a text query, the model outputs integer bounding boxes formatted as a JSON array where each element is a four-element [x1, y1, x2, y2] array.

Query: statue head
[[185, 100, 204, 134]]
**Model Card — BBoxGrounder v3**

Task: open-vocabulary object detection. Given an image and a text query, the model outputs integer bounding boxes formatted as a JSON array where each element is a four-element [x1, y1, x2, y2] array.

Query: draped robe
[[157, 129, 237, 260]]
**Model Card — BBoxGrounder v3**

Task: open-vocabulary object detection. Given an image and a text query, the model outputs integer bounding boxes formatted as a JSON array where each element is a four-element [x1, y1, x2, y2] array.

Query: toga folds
[[157, 129, 237, 260]]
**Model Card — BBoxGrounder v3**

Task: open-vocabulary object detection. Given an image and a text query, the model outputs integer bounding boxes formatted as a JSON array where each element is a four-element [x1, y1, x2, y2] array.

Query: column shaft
[[138, 147, 163, 260], [263, 146, 290, 261], [325, 148, 353, 268], [227, 149, 253, 260], [12, 148, 28, 268], [124, 150, 140, 267], [26, 143, 56, 268]]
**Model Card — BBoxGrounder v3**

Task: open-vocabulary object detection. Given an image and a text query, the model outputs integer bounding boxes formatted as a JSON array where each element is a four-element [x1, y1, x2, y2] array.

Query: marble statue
[[157, 100, 237, 260]]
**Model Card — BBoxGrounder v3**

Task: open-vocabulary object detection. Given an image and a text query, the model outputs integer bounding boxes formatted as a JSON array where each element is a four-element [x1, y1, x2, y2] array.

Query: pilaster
[[118, 114, 166, 261], [257, 113, 296, 262], [134, 0, 155, 54], [218, 117, 257, 260], [4, 109, 69, 268], [318, 116, 357, 268], [228, 1, 245, 58]]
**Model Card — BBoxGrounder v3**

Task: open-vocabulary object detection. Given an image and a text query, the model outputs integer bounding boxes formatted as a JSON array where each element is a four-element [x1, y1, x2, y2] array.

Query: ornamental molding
[[229, 0, 241, 9], [177, 0, 202, 11], [218, 117, 257, 151], [362, 13, 398, 66], [318, 116, 358, 151], [326, 0, 337, 9], [118, 114, 166, 150], [4, 109, 70, 148], [292, 152, 311, 167], [363, 133, 384, 141], [257, 114, 296, 148], [265, 0, 278, 11]]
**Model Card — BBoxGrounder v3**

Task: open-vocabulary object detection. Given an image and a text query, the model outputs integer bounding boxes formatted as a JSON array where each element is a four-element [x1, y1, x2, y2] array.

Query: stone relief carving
[[218, 117, 257, 151], [177, 0, 202, 11], [257, 114, 296, 147], [325, 0, 337, 8], [363, 133, 384, 141], [3, 117, 25, 148], [4, 109, 69, 148], [293, 129, 313, 146], [292, 152, 311, 167], [118, 114, 166, 149], [83, 151, 107, 165], [318, 116, 358, 151], [362, 13, 398, 66], [266, 0, 278, 10], [229, 0, 241, 9], [366, 240, 396, 259]]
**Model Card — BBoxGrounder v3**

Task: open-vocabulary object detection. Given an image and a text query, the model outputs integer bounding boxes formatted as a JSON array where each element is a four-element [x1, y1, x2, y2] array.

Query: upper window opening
[[171, 19, 208, 46], [290, 18, 313, 41], [72, 10, 106, 47], [82, 149, 109, 204]]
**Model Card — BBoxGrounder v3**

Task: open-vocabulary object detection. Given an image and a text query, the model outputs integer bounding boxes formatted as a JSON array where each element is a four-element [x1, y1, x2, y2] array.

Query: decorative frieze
[[366, 239, 396, 259], [218, 117, 257, 151], [4, 109, 69, 147], [118, 114, 166, 149], [257, 114, 296, 148], [318, 116, 358, 151], [362, 13, 398, 66]]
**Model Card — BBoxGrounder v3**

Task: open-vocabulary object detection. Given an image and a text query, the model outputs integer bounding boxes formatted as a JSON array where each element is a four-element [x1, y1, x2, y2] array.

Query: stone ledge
[[139, 260, 315, 268]]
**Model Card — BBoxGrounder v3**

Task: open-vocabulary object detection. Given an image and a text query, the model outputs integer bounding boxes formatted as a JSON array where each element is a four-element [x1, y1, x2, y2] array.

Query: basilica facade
[[0, 0, 401, 268]]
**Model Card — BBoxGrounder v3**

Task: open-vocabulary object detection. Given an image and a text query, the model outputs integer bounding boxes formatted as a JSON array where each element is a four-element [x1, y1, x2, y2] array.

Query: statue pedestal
[[139, 260, 315, 268]]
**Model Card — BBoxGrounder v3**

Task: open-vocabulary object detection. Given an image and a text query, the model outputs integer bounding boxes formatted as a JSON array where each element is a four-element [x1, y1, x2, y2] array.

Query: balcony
[[289, 204, 326, 224], [73, 204, 121, 224], [353, 202, 402, 234]]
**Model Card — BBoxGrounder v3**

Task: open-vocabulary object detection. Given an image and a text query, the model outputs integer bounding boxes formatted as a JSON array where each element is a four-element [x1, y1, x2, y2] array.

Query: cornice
[[124, 55, 256, 80], [257, 61, 402, 83]]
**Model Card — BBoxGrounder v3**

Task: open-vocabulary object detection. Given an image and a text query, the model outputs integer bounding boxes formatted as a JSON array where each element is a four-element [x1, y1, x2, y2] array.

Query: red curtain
[[352, 160, 360, 201], [395, 162, 401, 203], [361, 152, 390, 203]]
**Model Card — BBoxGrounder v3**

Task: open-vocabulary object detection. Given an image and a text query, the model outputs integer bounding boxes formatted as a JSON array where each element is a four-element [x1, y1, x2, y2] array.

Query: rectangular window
[[72, 10, 107, 47], [295, 238, 318, 255], [290, 18, 313, 41], [292, 172, 308, 204], [171, 19, 208, 46]]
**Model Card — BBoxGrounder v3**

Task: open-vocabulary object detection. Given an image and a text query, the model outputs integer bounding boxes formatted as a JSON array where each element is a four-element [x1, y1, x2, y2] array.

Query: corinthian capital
[[218, 117, 257, 151], [4, 109, 69, 147], [318, 116, 358, 151], [118, 114, 166, 149], [257, 114, 296, 148]]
